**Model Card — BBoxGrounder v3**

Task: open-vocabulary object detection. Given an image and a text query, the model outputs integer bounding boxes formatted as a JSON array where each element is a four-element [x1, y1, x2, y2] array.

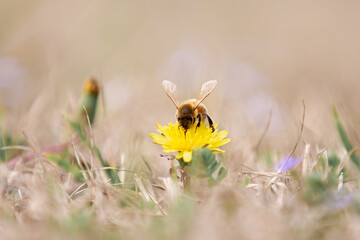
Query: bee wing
[[193, 80, 217, 110], [162, 80, 180, 109]]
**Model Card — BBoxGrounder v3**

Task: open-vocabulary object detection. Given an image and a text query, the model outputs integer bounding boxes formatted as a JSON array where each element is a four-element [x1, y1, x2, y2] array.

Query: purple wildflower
[[332, 193, 353, 211], [276, 156, 302, 173]]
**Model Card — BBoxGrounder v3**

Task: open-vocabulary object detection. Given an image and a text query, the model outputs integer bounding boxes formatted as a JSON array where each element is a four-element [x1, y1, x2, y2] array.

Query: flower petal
[[183, 151, 193, 163], [150, 122, 231, 163]]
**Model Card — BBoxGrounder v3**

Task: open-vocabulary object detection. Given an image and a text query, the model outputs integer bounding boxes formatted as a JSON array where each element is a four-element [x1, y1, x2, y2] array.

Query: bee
[[162, 80, 217, 131]]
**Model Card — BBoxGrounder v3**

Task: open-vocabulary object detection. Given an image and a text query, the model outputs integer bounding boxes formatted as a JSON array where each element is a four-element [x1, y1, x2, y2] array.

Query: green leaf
[[327, 169, 339, 188], [190, 148, 216, 177], [187, 148, 228, 184], [208, 160, 221, 176], [68, 119, 88, 144], [302, 172, 328, 205], [46, 153, 84, 182], [328, 152, 340, 168], [333, 108, 360, 170], [208, 167, 228, 185], [217, 167, 227, 181], [178, 158, 187, 169], [64, 209, 92, 233], [239, 175, 250, 186], [327, 152, 349, 180], [202, 148, 216, 167], [67, 118, 121, 185]]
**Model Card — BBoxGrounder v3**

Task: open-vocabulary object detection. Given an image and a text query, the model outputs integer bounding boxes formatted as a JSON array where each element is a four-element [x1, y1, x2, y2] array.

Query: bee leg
[[196, 114, 202, 128], [202, 114, 215, 132]]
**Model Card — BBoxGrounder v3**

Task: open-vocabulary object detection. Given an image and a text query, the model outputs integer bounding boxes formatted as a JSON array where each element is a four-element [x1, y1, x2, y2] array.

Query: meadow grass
[[2, 1, 360, 239], [0, 80, 360, 240]]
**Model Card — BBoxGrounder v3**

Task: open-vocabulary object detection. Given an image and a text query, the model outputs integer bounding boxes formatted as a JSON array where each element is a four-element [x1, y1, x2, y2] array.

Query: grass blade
[[46, 153, 84, 182], [67, 118, 121, 185], [0, 127, 6, 162], [333, 108, 360, 170]]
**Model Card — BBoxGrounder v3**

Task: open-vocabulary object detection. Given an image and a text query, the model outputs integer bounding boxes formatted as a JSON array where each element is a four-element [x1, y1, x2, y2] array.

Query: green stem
[[182, 169, 192, 194]]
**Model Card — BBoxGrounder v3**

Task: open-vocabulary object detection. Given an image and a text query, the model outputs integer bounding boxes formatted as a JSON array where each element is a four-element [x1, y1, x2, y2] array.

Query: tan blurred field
[[1, 1, 360, 239]]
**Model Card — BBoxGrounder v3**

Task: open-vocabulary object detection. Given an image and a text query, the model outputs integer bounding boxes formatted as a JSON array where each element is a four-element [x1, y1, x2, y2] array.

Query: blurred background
[[1, 0, 360, 167]]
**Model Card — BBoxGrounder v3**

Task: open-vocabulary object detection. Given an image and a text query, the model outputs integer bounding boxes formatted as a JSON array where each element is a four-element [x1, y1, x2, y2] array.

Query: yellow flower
[[83, 77, 99, 95], [150, 122, 231, 163]]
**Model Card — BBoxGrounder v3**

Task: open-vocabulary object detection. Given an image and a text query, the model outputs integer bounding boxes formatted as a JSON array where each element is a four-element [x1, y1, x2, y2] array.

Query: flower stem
[[182, 169, 192, 194]]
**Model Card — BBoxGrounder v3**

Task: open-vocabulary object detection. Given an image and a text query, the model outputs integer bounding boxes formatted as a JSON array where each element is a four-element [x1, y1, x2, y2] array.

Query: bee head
[[178, 115, 194, 130], [177, 104, 195, 130]]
